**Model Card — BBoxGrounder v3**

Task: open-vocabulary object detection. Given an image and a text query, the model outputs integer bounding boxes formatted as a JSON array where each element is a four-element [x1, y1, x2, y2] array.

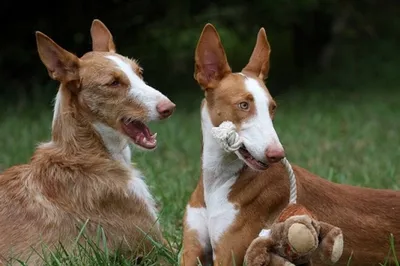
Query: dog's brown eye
[[239, 102, 249, 110], [109, 79, 120, 87]]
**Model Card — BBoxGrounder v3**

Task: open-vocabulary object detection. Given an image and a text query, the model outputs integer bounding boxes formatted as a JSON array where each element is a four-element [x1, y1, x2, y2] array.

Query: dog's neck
[[201, 102, 244, 193], [92, 123, 131, 164], [51, 85, 130, 164]]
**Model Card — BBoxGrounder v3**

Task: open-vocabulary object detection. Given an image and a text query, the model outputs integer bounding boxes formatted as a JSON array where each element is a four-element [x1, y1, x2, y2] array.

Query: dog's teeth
[[152, 133, 157, 138], [135, 135, 141, 143], [144, 138, 156, 146]]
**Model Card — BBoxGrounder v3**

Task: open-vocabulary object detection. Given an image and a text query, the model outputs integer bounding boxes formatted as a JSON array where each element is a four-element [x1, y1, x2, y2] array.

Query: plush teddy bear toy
[[244, 204, 344, 266]]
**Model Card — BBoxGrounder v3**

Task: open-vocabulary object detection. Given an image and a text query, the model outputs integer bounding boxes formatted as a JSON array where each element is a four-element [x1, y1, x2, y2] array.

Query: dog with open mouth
[[0, 19, 175, 265]]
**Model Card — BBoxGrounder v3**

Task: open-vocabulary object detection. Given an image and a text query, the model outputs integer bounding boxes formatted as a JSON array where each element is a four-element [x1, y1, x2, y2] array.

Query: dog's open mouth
[[121, 118, 157, 150], [238, 146, 268, 171]]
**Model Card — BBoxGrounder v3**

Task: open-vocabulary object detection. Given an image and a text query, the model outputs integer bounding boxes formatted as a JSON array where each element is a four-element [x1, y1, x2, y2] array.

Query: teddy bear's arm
[[297, 262, 313, 266], [316, 221, 344, 264], [245, 235, 298, 266]]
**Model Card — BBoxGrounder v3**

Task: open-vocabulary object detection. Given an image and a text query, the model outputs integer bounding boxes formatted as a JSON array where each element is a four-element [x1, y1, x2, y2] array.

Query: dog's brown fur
[[0, 20, 174, 265], [180, 24, 400, 266]]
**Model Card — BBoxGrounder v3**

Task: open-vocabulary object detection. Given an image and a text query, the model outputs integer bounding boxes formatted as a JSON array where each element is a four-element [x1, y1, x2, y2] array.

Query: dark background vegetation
[[1, 0, 399, 109]]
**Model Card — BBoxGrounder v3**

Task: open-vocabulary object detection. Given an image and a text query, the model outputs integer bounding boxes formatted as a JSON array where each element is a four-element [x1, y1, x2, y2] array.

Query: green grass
[[0, 83, 399, 265]]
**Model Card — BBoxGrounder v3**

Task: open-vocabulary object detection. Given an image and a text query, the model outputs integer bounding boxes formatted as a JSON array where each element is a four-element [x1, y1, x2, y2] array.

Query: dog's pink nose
[[156, 99, 176, 119], [265, 145, 285, 164]]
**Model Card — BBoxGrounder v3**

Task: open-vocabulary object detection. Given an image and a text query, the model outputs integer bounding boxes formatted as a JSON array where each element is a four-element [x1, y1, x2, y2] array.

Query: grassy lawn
[[0, 83, 399, 265]]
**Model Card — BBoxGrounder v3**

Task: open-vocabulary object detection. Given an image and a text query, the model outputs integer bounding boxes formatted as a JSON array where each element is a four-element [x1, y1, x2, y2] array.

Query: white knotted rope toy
[[211, 121, 297, 205]]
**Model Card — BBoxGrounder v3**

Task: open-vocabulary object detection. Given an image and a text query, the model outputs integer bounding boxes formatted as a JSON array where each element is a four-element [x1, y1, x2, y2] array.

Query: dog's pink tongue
[[124, 121, 157, 149]]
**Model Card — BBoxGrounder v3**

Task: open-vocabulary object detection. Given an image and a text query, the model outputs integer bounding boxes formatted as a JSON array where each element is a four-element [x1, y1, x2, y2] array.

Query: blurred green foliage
[[0, 0, 399, 106]]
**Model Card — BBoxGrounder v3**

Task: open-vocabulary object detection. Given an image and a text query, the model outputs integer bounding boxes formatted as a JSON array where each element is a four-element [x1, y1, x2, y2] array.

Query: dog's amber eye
[[239, 102, 249, 110], [109, 79, 120, 87]]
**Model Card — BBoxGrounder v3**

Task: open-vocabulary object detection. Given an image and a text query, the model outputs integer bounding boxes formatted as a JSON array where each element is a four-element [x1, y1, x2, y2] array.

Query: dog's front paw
[[245, 236, 274, 266]]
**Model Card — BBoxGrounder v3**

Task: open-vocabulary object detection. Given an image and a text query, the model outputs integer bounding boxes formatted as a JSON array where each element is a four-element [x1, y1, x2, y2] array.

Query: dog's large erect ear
[[242, 28, 271, 80], [90, 19, 116, 52], [36, 31, 80, 83], [194, 23, 231, 90]]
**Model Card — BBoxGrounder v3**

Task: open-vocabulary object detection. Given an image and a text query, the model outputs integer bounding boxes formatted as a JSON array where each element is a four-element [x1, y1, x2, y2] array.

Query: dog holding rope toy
[[180, 24, 400, 266]]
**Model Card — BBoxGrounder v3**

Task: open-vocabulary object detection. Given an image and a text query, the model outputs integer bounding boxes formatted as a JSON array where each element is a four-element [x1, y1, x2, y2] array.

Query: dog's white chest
[[204, 177, 239, 246], [127, 168, 157, 220]]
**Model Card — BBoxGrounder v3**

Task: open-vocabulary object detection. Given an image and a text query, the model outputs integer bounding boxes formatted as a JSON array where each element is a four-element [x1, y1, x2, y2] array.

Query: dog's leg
[[212, 229, 258, 266], [180, 204, 211, 266]]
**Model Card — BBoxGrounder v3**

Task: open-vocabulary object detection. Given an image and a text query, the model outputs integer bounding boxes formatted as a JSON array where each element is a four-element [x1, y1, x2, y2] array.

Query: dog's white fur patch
[[185, 205, 210, 249], [106, 55, 167, 120], [93, 122, 130, 163], [201, 103, 243, 253], [128, 168, 157, 220], [239, 75, 283, 162], [52, 90, 62, 128]]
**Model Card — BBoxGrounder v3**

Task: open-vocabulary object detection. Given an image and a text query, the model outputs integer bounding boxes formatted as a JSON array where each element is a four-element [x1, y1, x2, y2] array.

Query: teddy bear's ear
[[317, 221, 344, 264]]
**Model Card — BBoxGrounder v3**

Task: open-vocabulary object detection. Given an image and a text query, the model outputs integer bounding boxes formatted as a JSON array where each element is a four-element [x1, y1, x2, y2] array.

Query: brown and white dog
[[180, 23, 400, 266], [0, 20, 175, 265]]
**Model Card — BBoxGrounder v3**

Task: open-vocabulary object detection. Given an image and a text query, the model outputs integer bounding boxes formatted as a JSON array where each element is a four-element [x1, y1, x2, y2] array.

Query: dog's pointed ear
[[194, 23, 231, 90], [90, 19, 116, 52], [242, 28, 271, 80], [36, 31, 80, 83]]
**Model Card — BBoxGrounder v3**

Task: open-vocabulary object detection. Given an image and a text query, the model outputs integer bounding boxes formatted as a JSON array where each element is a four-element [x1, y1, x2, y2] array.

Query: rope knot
[[211, 121, 243, 152]]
